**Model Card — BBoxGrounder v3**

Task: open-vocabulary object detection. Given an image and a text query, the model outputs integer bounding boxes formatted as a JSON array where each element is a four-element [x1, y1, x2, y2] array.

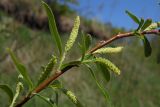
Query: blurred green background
[[0, 0, 160, 107]]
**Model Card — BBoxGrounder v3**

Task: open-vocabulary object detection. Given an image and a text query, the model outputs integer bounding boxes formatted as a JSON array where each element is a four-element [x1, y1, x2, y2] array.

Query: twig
[[15, 29, 160, 107]]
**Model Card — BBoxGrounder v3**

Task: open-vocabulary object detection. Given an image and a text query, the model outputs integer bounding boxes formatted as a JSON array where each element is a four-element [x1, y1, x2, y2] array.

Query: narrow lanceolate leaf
[[126, 10, 140, 24], [7, 48, 33, 90], [93, 47, 123, 54], [9, 82, 23, 107], [95, 57, 120, 75], [65, 16, 80, 52], [96, 63, 110, 82], [0, 84, 13, 102], [86, 65, 112, 106], [141, 19, 152, 31], [60, 61, 81, 72], [136, 18, 144, 31], [61, 89, 83, 107], [49, 80, 61, 106], [34, 93, 54, 107], [141, 36, 152, 57], [50, 80, 62, 89], [145, 22, 160, 31], [37, 55, 57, 85], [84, 34, 92, 51], [80, 33, 92, 61], [42, 1, 62, 55]]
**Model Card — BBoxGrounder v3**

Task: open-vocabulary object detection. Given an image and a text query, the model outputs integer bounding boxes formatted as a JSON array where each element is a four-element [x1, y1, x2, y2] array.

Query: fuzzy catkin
[[65, 16, 80, 52], [93, 47, 123, 54], [95, 57, 120, 75], [66, 90, 78, 104], [38, 55, 57, 85]]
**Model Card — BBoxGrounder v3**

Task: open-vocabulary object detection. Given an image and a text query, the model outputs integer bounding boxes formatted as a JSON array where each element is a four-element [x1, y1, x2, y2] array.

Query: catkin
[[93, 47, 123, 54], [95, 57, 120, 75], [65, 16, 80, 52]]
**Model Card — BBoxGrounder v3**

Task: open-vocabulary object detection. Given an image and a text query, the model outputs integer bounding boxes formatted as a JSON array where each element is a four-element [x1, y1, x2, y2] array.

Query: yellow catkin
[[93, 47, 123, 54], [66, 90, 78, 104], [65, 16, 80, 52], [95, 57, 120, 75]]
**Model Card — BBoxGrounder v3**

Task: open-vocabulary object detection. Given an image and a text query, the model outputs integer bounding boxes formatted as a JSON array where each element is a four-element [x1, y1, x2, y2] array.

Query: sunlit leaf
[[86, 65, 112, 106], [7, 48, 33, 90], [42, 1, 62, 56], [0, 84, 13, 102], [126, 10, 140, 24], [136, 18, 144, 31], [141, 19, 152, 31]]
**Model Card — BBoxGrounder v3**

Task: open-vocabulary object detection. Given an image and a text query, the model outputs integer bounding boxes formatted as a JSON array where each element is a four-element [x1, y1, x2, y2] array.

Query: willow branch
[[15, 29, 160, 107], [88, 29, 160, 53]]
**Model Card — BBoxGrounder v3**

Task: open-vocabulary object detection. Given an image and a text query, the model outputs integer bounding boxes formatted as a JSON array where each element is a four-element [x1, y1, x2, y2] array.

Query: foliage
[[0, 2, 160, 107]]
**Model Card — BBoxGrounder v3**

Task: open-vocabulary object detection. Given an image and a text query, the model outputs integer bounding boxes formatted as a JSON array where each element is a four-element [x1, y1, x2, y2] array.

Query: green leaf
[[0, 84, 13, 102], [65, 16, 80, 52], [60, 61, 81, 72], [86, 65, 112, 106], [136, 18, 144, 31], [126, 10, 140, 24], [42, 1, 62, 56], [34, 93, 54, 107], [80, 33, 92, 61], [82, 54, 95, 63], [50, 80, 62, 89], [96, 63, 110, 82], [141, 19, 152, 31], [84, 34, 92, 51], [78, 43, 85, 61], [37, 55, 57, 85], [61, 88, 83, 107], [9, 82, 23, 107], [145, 22, 160, 31], [142, 36, 152, 57], [7, 48, 33, 90], [93, 47, 123, 54], [49, 81, 61, 106]]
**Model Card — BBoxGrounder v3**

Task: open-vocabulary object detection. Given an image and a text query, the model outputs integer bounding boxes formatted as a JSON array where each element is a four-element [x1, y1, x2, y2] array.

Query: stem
[[15, 29, 160, 107], [88, 30, 160, 53]]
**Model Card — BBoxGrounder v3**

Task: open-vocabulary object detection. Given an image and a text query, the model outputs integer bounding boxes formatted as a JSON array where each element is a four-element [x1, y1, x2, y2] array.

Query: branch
[[15, 29, 160, 107], [88, 29, 160, 53]]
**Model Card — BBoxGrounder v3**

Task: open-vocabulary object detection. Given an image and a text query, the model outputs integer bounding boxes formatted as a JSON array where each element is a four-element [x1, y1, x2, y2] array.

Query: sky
[[69, 0, 160, 30]]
